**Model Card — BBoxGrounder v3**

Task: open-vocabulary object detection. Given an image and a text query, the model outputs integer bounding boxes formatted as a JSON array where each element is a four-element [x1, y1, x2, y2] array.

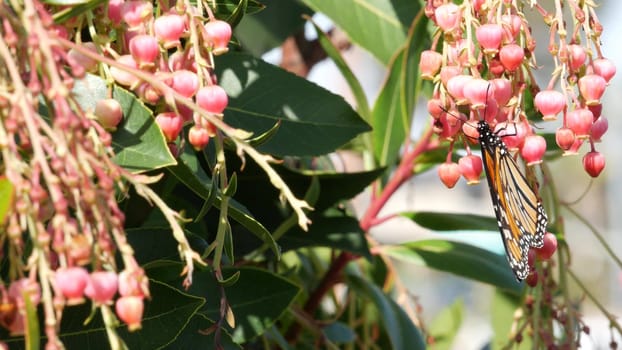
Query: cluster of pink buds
[[0, 0, 221, 346], [100, 1, 232, 151], [423, 1, 614, 183]]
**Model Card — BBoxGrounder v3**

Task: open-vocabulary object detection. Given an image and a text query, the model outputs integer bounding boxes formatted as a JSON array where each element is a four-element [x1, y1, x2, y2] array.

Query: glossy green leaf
[[347, 274, 426, 350], [428, 299, 464, 350], [381, 240, 523, 293], [148, 265, 301, 343], [56, 280, 204, 349], [309, 18, 371, 121], [402, 211, 499, 232], [216, 53, 370, 156], [301, 167, 385, 212], [301, 0, 419, 65], [0, 177, 14, 225], [52, 0, 107, 23], [71, 74, 176, 172], [222, 0, 248, 28], [279, 215, 371, 258], [371, 8, 428, 167], [234, 0, 307, 56]]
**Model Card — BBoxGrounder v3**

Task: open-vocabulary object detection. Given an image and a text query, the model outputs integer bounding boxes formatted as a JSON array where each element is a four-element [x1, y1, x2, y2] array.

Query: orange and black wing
[[477, 121, 548, 281]]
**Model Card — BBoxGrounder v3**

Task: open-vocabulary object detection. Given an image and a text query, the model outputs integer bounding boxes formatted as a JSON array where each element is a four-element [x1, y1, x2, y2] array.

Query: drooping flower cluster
[[0, 0, 232, 347], [422, 1, 614, 347], [422, 0, 614, 185], [100, 0, 232, 151]]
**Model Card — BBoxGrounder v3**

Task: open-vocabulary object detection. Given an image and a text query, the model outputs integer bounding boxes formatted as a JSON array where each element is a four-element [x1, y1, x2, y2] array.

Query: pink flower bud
[[155, 112, 184, 142], [438, 162, 461, 188], [427, 98, 445, 119], [567, 44, 586, 71], [458, 154, 482, 185], [196, 85, 228, 114], [535, 233, 557, 260], [555, 127, 576, 150], [129, 34, 159, 68], [434, 3, 462, 33], [419, 50, 443, 79], [154, 14, 186, 49], [55, 267, 89, 305], [534, 90, 566, 120], [495, 121, 528, 150], [566, 108, 594, 139], [171, 70, 199, 98], [590, 116, 608, 142], [500, 14, 522, 41], [122, 1, 153, 29], [476, 24, 504, 54], [520, 135, 546, 165], [491, 78, 512, 107], [463, 78, 492, 109], [95, 99, 123, 130], [188, 125, 211, 150], [107, 0, 124, 26], [118, 269, 149, 298], [116, 296, 144, 331], [499, 44, 524, 71], [446, 75, 474, 105], [583, 151, 605, 177], [204, 20, 232, 55], [85, 271, 118, 305], [591, 58, 616, 83], [588, 103, 602, 120], [578, 74, 606, 106]]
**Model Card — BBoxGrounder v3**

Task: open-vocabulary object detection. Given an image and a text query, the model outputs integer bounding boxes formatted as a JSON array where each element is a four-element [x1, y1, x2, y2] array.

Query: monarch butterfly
[[476, 120, 548, 281]]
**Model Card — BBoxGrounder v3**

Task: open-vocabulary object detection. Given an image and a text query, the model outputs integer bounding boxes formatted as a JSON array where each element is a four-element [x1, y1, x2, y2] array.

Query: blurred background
[[258, 1, 621, 348]]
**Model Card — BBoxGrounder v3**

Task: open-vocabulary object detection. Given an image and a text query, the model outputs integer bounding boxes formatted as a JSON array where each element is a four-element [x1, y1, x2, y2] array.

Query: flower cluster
[[422, 1, 614, 347], [422, 0, 614, 185], [100, 0, 232, 151], [0, 0, 230, 347]]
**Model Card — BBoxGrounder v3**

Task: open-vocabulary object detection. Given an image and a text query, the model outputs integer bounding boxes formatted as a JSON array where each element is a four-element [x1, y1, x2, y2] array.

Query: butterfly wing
[[478, 121, 548, 281]]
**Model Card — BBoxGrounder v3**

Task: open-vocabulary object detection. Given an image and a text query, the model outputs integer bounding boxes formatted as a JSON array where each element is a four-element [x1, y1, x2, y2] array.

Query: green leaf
[[323, 321, 356, 344], [234, 0, 307, 56], [381, 240, 523, 293], [111, 87, 177, 172], [428, 299, 464, 350], [347, 274, 426, 350], [301, 0, 420, 65], [309, 17, 371, 121], [301, 167, 385, 212], [0, 177, 14, 225], [71, 74, 176, 172], [52, 0, 107, 23], [148, 265, 301, 343], [58, 280, 204, 349], [222, 0, 248, 28], [402, 211, 499, 232], [216, 53, 370, 156], [371, 8, 428, 167], [279, 215, 371, 258]]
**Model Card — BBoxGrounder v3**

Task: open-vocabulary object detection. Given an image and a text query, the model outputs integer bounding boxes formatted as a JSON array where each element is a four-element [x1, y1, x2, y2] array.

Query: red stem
[[359, 126, 435, 232]]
